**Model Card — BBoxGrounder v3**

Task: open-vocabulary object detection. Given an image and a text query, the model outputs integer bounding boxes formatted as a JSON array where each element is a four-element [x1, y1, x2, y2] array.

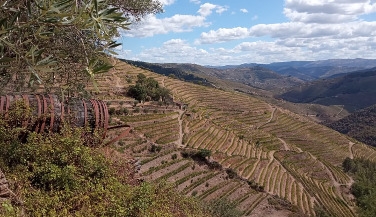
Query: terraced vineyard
[[100, 60, 376, 216]]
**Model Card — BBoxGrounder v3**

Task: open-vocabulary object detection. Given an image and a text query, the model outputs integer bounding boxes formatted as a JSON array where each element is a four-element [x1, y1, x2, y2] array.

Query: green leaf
[[0, 18, 6, 27], [0, 29, 7, 35], [27, 0, 32, 15], [28, 66, 42, 84], [94, 0, 99, 17], [9, 11, 20, 26], [107, 50, 118, 55], [0, 57, 14, 63], [36, 55, 57, 66], [93, 63, 113, 74], [108, 42, 122, 49]]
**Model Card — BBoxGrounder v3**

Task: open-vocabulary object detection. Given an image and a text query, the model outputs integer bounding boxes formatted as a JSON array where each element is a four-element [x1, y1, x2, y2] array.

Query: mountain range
[[213, 58, 376, 81]]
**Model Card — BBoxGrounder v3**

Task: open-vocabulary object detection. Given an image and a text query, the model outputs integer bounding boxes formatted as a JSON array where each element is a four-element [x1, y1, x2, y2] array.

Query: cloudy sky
[[116, 0, 376, 66]]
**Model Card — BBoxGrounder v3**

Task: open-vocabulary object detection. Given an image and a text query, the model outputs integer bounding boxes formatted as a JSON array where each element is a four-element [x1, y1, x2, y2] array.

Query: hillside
[[87, 60, 376, 217], [123, 59, 211, 86], [326, 104, 376, 147], [195, 66, 304, 92], [123, 60, 351, 123], [278, 68, 376, 112]]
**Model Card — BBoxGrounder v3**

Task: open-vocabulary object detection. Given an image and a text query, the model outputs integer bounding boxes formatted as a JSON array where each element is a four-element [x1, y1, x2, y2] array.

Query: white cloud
[[248, 22, 376, 39], [190, 0, 201, 4], [196, 0, 376, 44], [240, 9, 248, 13], [284, 0, 376, 23], [121, 37, 376, 65], [215, 5, 228, 14], [125, 14, 208, 37], [198, 3, 228, 17], [196, 27, 250, 44], [158, 0, 175, 6], [124, 2, 228, 38], [252, 15, 258, 20], [135, 39, 211, 63]]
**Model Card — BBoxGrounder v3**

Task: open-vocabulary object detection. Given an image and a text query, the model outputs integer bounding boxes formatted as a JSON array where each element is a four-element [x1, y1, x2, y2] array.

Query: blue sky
[[116, 0, 376, 65]]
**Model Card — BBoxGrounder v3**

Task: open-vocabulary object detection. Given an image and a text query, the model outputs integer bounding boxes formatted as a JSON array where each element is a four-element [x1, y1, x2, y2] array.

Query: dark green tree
[[128, 73, 171, 102]]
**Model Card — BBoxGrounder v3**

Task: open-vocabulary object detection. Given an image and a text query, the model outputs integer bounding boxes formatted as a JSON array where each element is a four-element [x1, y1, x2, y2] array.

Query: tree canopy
[[127, 73, 171, 102], [0, 0, 162, 94]]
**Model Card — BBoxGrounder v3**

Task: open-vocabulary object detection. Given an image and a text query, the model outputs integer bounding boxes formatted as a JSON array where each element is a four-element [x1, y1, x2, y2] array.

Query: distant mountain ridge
[[122, 60, 304, 93], [212, 58, 376, 81], [278, 67, 376, 112], [196, 65, 304, 92]]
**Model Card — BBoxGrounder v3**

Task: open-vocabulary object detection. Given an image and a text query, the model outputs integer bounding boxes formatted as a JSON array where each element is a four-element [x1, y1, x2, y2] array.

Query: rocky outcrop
[[0, 169, 10, 201]]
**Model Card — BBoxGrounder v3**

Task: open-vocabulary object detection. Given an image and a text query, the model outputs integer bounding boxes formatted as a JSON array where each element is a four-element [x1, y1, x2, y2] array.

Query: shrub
[[171, 154, 178, 160], [226, 168, 238, 179], [108, 107, 116, 115], [208, 161, 222, 170], [197, 149, 211, 159], [204, 198, 242, 217], [150, 144, 162, 153], [0, 104, 211, 216], [121, 108, 129, 115], [191, 191, 198, 197]]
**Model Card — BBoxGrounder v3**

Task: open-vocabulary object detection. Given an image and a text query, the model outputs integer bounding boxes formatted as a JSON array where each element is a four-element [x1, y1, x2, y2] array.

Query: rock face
[[0, 169, 10, 201]]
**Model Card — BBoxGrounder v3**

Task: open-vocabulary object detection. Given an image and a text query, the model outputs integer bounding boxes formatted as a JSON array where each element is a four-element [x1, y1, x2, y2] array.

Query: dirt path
[[114, 74, 122, 88], [349, 142, 354, 159], [307, 152, 344, 200], [267, 108, 277, 124], [278, 138, 290, 151], [335, 105, 344, 117], [347, 142, 356, 188], [177, 110, 185, 148], [161, 77, 165, 87], [257, 107, 276, 129]]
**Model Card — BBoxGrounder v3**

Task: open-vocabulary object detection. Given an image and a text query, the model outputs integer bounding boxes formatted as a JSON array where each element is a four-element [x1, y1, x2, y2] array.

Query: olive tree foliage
[[0, 0, 162, 95]]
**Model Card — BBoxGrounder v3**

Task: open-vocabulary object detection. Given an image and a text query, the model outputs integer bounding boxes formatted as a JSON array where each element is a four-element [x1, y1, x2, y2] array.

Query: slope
[[95, 60, 376, 217], [326, 104, 376, 147]]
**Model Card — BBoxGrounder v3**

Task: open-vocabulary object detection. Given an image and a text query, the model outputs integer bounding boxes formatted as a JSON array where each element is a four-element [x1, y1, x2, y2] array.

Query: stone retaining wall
[[0, 169, 10, 201]]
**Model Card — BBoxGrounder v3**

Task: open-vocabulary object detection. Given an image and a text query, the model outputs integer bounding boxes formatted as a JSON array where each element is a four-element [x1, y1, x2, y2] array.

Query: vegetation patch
[[127, 73, 170, 102], [343, 157, 376, 217], [0, 106, 209, 216]]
